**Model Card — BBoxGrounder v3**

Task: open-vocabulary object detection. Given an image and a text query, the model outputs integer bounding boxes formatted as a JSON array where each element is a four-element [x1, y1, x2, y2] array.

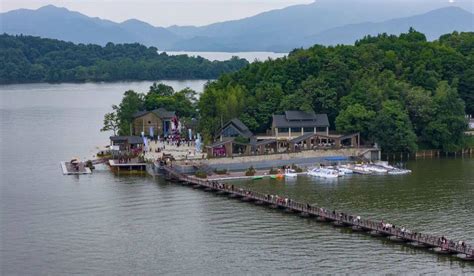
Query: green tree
[[459, 67, 474, 115], [422, 81, 466, 151], [371, 100, 418, 153], [300, 75, 338, 123], [115, 90, 144, 135], [403, 87, 435, 137], [149, 83, 174, 96], [100, 111, 120, 136], [250, 82, 283, 132], [279, 92, 307, 112], [335, 104, 375, 140], [340, 75, 383, 111]]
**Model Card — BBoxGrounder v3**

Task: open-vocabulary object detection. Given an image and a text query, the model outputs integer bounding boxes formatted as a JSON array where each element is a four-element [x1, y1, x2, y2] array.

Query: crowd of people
[[148, 135, 196, 150], [144, 134, 203, 161]]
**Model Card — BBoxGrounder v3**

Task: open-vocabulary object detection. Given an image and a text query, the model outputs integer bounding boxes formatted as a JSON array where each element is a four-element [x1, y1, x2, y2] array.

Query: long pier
[[161, 166, 474, 261]]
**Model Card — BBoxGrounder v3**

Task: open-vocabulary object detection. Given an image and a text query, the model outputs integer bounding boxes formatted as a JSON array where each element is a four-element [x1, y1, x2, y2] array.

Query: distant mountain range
[[1, 1, 473, 52], [304, 7, 474, 47]]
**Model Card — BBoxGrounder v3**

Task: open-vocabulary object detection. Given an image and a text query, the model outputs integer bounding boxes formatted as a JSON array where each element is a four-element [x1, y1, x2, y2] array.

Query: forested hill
[[0, 34, 249, 84], [198, 30, 474, 152]]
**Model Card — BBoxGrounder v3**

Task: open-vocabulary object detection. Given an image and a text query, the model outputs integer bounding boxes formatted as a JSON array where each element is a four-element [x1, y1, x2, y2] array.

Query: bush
[[269, 167, 279, 175], [214, 168, 228, 175], [465, 135, 474, 148], [291, 164, 303, 173], [195, 170, 208, 179], [245, 166, 256, 176]]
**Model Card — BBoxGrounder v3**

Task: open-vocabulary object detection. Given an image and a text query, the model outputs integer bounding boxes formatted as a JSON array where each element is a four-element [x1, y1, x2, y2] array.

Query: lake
[[0, 82, 473, 274]]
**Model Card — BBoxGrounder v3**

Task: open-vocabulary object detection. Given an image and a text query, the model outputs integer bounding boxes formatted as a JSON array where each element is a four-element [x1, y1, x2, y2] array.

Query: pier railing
[[161, 166, 473, 257]]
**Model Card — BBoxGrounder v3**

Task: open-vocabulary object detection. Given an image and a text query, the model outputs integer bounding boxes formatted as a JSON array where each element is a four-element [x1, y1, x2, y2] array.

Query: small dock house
[[109, 136, 147, 172], [110, 136, 144, 152]]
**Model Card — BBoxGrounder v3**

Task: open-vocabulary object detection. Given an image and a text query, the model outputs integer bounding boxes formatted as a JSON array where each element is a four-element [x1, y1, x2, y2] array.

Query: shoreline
[[0, 79, 214, 87]]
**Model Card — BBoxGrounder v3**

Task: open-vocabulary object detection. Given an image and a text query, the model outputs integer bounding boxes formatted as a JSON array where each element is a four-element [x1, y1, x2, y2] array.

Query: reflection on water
[[0, 83, 473, 274]]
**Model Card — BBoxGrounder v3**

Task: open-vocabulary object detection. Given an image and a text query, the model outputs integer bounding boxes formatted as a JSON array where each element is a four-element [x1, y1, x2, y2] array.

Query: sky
[[0, 0, 314, 27]]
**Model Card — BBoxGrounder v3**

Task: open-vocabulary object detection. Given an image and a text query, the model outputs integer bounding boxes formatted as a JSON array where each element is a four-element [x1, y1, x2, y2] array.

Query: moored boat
[[307, 168, 340, 178], [285, 168, 298, 178], [365, 165, 388, 174], [388, 169, 412, 175], [337, 167, 353, 175]]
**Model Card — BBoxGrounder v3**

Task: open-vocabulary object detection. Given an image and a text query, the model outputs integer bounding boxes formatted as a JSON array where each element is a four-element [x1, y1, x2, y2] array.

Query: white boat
[[307, 168, 340, 178], [326, 165, 346, 176], [365, 165, 388, 174], [351, 165, 372, 174], [337, 167, 353, 174], [374, 161, 412, 175], [374, 161, 396, 170], [388, 169, 412, 175], [285, 169, 298, 178]]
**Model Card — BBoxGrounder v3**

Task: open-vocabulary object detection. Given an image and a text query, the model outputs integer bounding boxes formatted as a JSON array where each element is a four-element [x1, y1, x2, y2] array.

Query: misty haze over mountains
[[1, 0, 473, 52]]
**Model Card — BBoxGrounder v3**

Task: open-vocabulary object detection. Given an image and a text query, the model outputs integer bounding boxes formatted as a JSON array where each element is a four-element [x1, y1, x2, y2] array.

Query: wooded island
[[107, 30, 474, 153], [0, 34, 248, 83]]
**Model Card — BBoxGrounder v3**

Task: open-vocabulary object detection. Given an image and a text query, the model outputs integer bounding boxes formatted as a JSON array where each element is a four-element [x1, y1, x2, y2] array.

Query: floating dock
[[60, 161, 91, 175], [161, 165, 474, 262]]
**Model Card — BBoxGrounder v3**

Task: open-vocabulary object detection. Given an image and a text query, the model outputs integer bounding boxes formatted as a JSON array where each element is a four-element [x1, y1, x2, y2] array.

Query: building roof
[[205, 139, 233, 149], [285, 110, 317, 121], [110, 136, 144, 145], [132, 108, 176, 119], [219, 118, 254, 138], [289, 133, 316, 144], [251, 139, 277, 147], [272, 113, 329, 128]]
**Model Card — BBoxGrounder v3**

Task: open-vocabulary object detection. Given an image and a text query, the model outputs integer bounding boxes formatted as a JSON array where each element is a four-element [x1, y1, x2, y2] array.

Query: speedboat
[[337, 167, 353, 174], [374, 161, 396, 170], [374, 161, 412, 175], [285, 169, 298, 178], [307, 168, 340, 178], [365, 165, 388, 174], [351, 165, 373, 174], [388, 169, 412, 175]]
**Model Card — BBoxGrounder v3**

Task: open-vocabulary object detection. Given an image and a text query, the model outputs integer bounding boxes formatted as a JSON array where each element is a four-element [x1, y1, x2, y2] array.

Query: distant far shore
[[0, 34, 249, 85], [159, 51, 288, 62]]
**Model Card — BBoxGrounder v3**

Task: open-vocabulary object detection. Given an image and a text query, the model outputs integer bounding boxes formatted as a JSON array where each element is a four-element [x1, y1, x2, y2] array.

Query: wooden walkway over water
[[161, 166, 474, 261]]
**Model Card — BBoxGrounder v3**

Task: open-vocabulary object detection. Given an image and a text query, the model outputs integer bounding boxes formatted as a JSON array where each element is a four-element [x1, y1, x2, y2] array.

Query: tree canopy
[[0, 34, 249, 84], [197, 30, 473, 152]]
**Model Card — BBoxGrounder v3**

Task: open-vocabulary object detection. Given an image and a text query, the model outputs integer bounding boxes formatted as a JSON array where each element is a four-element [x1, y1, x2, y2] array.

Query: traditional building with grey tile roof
[[216, 118, 254, 140], [271, 110, 329, 138]]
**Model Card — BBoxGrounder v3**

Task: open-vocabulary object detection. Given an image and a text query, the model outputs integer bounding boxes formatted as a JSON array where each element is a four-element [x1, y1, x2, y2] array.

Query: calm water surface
[[1, 83, 473, 275]]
